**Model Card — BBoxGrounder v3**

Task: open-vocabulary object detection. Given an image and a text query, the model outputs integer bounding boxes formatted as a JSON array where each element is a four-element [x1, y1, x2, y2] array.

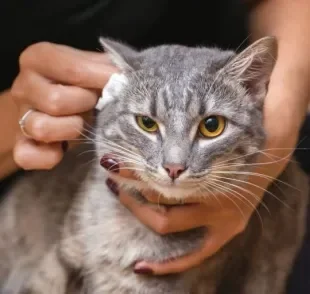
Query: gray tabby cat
[[0, 36, 308, 294]]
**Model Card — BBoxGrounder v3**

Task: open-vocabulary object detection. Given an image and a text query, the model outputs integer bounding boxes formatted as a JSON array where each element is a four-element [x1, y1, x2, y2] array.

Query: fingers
[[19, 42, 117, 88], [119, 191, 210, 234], [134, 240, 217, 275], [14, 137, 64, 170], [11, 42, 118, 171], [134, 225, 240, 275], [12, 71, 99, 116], [21, 110, 84, 143], [101, 155, 250, 276], [101, 156, 211, 234]]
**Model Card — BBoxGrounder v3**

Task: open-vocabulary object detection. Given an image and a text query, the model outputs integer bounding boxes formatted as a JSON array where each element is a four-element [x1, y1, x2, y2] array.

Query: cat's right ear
[[99, 38, 138, 71], [222, 36, 277, 99]]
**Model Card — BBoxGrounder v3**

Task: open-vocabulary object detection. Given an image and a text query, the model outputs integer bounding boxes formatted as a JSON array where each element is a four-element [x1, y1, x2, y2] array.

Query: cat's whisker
[[215, 148, 290, 168], [77, 149, 98, 157], [98, 137, 139, 155], [207, 179, 262, 217], [210, 165, 298, 201], [76, 131, 99, 145], [117, 167, 145, 172], [77, 150, 146, 171], [82, 125, 98, 137], [215, 145, 310, 168], [211, 170, 300, 192], [74, 130, 130, 159], [97, 143, 146, 164], [212, 151, 299, 170], [197, 183, 223, 208], [190, 150, 299, 180], [215, 148, 285, 166], [210, 174, 292, 209], [109, 155, 144, 166], [80, 157, 100, 168], [204, 180, 264, 227], [97, 140, 152, 168], [202, 181, 250, 224], [207, 176, 270, 215]]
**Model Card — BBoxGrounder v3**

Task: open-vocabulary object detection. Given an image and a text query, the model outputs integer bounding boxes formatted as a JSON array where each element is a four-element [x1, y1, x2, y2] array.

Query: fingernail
[[100, 155, 119, 173], [106, 178, 119, 196], [61, 141, 69, 152], [133, 267, 154, 275]]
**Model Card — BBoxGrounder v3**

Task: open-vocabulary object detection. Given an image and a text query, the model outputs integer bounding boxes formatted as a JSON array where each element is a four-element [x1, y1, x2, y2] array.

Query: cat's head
[[96, 37, 277, 201]]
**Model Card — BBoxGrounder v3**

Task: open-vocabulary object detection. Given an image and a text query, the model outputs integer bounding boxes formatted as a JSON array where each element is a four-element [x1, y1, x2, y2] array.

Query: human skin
[[4, 0, 310, 276]]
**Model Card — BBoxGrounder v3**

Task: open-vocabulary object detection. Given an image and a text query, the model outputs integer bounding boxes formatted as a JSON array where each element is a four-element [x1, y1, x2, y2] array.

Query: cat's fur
[[0, 37, 308, 294]]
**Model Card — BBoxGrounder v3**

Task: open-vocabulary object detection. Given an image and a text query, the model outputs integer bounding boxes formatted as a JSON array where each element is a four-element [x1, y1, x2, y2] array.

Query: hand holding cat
[[11, 42, 117, 169], [11, 38, 309, 278]]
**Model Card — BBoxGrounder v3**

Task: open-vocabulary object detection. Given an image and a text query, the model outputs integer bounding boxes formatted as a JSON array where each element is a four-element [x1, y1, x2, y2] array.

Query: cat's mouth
[[145, 179, 202, 202], [110, 171, 203, 203]]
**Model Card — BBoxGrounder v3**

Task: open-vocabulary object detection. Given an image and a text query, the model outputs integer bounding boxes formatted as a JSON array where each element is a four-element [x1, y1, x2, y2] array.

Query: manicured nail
[[100, 155, 119, 173], [133, 267, 154, 275], [106, 178, 119, 196], [61, 141, 69, 152]]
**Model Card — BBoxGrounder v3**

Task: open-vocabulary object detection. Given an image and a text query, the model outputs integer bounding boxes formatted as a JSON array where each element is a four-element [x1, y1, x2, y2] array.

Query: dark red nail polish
[[133, 267, 154, 275], [61, 141, 68, 152], [100, 155, 119, 173], [106, 178, 119, 196]]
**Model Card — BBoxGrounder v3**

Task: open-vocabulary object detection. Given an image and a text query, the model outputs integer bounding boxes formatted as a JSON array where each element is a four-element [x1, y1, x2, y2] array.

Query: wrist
[[267, 54, 310, 129], [0, 152, 19, 180], [0, 90, 20, 179]]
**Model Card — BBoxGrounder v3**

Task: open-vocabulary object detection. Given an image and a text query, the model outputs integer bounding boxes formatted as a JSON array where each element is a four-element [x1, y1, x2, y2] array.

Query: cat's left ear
[[222, 36, 277, 98], [99, 37, 138, 71]]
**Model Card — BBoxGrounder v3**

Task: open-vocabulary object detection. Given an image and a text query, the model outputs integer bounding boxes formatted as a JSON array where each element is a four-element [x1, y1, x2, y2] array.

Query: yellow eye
[[136, 116, 158, 132], [198, 115, 226, 138]]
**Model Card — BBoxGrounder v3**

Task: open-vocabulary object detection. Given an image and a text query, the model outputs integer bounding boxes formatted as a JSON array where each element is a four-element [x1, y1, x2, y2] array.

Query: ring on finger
[[19, 109, 36, 138]]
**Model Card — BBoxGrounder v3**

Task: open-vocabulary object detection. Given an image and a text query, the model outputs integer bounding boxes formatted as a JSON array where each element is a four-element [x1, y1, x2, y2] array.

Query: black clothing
[[0, 1, 308, 292]]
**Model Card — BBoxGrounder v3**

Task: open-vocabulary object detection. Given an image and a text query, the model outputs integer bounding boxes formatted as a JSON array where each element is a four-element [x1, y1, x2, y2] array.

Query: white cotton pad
[[95, 73, 128, 111]]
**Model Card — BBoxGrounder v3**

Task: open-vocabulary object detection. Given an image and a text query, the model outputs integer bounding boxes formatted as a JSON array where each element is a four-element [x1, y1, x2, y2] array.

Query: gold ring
[[19, 109, 35, 138]]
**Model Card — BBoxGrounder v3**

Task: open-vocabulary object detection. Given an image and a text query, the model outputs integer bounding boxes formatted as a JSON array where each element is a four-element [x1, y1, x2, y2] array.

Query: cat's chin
[[148, 181, 200, 201], [110, 173, 202, 203]]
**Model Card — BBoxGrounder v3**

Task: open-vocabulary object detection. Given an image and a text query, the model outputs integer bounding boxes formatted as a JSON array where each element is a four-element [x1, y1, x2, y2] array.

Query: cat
[[0, 36, 308, 294]]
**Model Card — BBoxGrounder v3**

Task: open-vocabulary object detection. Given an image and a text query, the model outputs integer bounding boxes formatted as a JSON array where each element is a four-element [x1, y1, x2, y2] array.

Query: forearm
[[250, 0, 310, 121], [0, 90, 19, 179]]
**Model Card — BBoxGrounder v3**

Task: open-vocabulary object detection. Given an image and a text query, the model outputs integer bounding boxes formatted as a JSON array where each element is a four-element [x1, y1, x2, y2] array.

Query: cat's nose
[[163, 164, 186, 179]]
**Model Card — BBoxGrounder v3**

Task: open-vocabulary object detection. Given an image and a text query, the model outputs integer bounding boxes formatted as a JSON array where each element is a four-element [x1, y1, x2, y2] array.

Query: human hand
[[102, 57, 308, 275], [11, 42, 117, 170]]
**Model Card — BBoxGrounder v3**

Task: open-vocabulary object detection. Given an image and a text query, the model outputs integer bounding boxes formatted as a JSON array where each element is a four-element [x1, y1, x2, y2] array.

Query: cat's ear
[[99, 37, 138, 71], [222, 36, 277, 97]]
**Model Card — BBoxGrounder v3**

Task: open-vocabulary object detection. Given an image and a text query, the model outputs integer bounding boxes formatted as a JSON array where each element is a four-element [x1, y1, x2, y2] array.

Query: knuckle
[[46, 88, 63, 115], [11, 71, 33, 102], [13, 146, 29, 169], [32, 118, 50, 141], [11, 79, 24, 101], [19, 49, 31, 68], [64, 64, 85, 85], [19, 42, 53, 68]]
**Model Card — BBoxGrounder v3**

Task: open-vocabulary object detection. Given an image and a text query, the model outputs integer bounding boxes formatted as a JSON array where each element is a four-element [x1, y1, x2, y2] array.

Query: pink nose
[[164, 164, 186, 179]]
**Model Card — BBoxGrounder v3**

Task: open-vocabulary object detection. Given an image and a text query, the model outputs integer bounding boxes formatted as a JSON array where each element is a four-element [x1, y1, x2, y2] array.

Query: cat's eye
[[198, 115, 226, 138], [136, 116, 158, 132]]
